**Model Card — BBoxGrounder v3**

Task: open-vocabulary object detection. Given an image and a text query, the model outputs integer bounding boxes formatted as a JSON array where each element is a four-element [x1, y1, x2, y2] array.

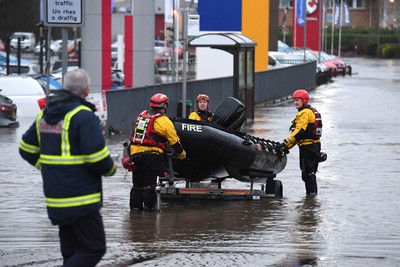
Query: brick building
[[278, 0, 383, 31]]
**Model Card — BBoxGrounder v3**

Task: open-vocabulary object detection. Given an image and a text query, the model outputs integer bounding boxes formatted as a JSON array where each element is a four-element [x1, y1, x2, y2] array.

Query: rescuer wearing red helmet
[[127, 93, 186, 211], [276, 89, 325, 195], [188, 93, 213, 122]]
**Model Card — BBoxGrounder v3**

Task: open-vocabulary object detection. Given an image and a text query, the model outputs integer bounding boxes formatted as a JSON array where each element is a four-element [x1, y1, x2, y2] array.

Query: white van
[[0, 76, 45, 117]]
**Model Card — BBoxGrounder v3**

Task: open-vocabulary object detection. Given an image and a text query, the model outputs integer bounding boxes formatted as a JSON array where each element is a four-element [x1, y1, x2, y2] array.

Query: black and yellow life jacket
[[290, 105, 322, 140], [130, 110, 168, 151]]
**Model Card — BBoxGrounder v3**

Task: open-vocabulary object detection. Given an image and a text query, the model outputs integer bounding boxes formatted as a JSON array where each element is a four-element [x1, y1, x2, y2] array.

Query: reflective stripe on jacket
[[19, 102, 115, 225], [130, 110, 184, 156], [130, 110, 168, 151], [38, 106, 110, 165]]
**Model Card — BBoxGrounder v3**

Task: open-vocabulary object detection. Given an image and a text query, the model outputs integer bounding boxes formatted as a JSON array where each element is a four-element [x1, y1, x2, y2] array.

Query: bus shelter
[[189, 33, 256, 120]]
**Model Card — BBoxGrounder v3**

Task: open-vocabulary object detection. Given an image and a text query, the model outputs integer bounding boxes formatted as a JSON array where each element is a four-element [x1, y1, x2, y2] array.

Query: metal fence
[[106, 61, 317, 134]]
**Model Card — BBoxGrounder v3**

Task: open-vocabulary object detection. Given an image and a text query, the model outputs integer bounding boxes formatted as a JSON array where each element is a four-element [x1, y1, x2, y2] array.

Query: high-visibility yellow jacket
[[130, 109, 186, 159], [188, 110, 213, 122], [284, 105, 321, 149]]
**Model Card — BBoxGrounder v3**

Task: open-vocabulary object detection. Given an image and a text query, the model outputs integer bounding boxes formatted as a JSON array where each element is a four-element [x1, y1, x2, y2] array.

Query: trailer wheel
[[265, 179, 283, 198]]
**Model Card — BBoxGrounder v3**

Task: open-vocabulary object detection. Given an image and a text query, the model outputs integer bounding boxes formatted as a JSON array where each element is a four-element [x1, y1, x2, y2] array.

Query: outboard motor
[[212, 97, 247, 131]]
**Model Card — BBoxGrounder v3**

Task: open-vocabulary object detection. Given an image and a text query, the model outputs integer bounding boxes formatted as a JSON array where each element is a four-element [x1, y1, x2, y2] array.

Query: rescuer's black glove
[[319, 152, 327, 162], [276, 143, 289, 157]]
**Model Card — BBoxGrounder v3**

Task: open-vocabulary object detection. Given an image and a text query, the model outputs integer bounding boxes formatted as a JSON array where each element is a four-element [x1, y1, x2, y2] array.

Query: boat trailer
[[155, 173, 283, 211], [154, 146, 284, 211]]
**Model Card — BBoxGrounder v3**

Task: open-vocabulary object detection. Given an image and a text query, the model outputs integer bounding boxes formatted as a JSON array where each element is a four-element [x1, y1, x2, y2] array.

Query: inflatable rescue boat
[[171, 97, 287, 184]]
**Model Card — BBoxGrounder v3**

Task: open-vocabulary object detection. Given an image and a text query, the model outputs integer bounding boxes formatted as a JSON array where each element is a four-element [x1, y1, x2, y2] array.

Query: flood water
[[1, 57, 399, 266]]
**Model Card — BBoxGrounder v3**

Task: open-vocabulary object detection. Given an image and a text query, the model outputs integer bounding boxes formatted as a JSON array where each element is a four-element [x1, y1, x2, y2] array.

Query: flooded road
[[1, 57, 400, 266]]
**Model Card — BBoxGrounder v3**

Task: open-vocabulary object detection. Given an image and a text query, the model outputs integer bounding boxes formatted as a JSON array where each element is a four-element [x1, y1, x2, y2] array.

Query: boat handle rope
[[243, 135, 281, 152]]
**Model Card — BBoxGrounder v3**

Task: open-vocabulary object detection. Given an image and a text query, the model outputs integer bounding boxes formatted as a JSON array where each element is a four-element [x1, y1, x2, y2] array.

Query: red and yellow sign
[[292, 0, 322, 51]]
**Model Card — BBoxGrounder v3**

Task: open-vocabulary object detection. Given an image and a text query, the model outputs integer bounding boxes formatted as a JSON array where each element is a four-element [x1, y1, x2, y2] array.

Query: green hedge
[[279, 27, 400, 58], [378, 43, 400, 58]]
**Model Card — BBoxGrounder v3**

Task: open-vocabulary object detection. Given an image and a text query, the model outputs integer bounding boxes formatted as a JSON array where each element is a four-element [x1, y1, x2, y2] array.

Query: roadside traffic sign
[[44, 0, 84, 27]]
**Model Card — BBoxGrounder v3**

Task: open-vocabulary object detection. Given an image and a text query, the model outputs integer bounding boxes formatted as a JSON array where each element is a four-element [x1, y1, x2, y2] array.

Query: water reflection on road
[[1, 58, 399, 266]]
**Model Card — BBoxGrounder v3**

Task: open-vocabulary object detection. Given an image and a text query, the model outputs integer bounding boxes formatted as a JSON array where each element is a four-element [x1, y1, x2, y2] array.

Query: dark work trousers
[[59, 211, 106, 267], [299, 142, 321, 194], [130, 152, 164, 210]]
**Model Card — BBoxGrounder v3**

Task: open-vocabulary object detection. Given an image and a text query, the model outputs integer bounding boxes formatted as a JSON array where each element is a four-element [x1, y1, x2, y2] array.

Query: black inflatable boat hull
[[172, 118, 287, 183]]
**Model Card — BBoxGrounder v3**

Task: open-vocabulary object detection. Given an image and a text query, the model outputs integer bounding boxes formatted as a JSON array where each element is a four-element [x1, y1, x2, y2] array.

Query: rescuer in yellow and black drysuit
[[276, 89, 325, 195], [19, 69, 116, 266], [188, 93, 213, 122], [128, 93, 186, 211]]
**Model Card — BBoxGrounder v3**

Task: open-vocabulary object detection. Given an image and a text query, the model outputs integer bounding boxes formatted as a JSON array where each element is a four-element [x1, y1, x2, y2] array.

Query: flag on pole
[[342, 1, 352, 26], [165, 0, 173, 23], [296, 0, 305, 26], [282, 7, 288, 30], [334, 0, 352, 27]]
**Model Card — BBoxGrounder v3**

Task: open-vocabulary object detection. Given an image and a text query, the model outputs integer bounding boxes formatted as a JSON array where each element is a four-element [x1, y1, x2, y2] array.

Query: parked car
[[277, 40, 291, 52], [10, 32, 36, 52], [155, 46, 172, 72], [116, 5, 131, 13], [155, 46, 172, 61], [0, 39, 5, 51], [111, 68, 124, 89], [59, 38, 81, 55], [154, 40, 167, 47], [0, 63, 40, 75], [270, 50, 328, 74], [52, 59, 79, 73], [31, 74, 62, 91], [111, 41, 124, 62], [0, 52, 35, 76], [155, 40, 186, 59], [34, 39, 62, 56], [0, 76, 45, 117], [291, 49, 337, 75], [37, 97, 46, 110], [312, 50, 348, 76], [0, 51, 31, 65], [0, 90, 19, 127], [268, 51, 303, 69]]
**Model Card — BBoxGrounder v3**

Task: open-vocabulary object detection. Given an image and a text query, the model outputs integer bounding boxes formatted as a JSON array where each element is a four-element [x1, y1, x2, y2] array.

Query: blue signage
[[296, 0, 305, 27], [198, 0, 241, 32]]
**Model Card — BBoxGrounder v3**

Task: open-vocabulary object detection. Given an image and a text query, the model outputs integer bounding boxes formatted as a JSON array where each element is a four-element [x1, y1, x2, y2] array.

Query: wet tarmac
[[1, 57, 399, 266]]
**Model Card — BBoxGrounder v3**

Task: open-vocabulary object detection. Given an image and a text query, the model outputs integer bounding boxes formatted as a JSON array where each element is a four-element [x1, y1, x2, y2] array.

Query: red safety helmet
[[150, 93, 169, 109], [196, 94, 209, 102], [196, 94, 209, 109], [292, 89, 309, 105]]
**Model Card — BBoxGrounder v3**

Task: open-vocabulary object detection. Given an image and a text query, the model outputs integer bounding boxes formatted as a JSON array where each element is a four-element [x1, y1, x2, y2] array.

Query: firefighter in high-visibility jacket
[[188, 93, 213, 122], [19, 69, 116, 266], [276, 89, 326, 195], [128, 93, 186, 211]]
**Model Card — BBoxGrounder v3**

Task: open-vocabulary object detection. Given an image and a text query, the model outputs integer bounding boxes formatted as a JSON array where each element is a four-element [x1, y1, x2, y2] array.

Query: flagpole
[[303, 0, 307, 62], [338, 0, 343, 57], [282, 7, 288, 43], [331, 0, 335, 54], [322, 0, 327, 52], [319, 0, 323, 53], [294, 0, 297, 48]]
